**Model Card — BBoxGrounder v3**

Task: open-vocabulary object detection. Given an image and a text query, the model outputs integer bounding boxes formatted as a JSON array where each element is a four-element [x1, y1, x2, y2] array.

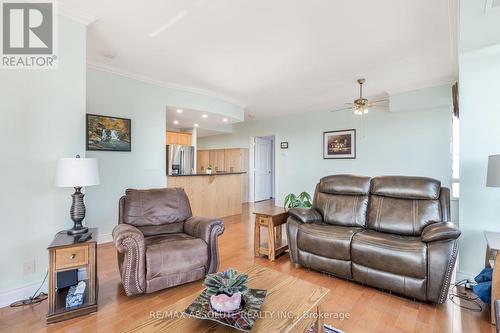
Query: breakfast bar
[[167, 172, 246, 218]]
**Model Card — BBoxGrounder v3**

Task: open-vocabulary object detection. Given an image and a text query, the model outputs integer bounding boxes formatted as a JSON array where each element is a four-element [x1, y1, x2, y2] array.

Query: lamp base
[[67, 187, 88, 235], [67, 226, 89, 235]]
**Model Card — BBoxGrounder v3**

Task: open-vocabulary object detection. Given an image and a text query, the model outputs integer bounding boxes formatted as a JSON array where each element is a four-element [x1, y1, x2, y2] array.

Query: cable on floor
[[10, 270, 48, 307], [448, 279, 483, 312]]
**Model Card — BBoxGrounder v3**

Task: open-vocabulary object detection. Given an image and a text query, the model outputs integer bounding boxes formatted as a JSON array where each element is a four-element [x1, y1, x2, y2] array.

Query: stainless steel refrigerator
[[167, 144, 195, 175]]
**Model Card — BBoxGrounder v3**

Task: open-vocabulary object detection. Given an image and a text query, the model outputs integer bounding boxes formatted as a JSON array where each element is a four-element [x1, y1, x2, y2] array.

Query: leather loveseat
[[112, 188, 224, 296], [286, 175, 460, 303]]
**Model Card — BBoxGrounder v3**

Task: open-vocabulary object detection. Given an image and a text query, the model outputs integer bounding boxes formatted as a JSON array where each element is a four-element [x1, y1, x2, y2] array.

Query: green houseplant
[[284, 192, 312, 208], [204, 268, 248, 313]]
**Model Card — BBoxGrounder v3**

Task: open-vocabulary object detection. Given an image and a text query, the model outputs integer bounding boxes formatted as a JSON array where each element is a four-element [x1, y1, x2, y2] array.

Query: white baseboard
[[456, 270, 475, 283], [97, 232, 112, 244], [0, 280, 48, 308]]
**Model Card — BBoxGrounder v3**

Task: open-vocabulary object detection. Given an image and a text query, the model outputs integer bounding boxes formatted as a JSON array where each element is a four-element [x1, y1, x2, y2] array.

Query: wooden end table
[[485, 231, 500, 325], [253, 207, 289, 261], [47, 228, 98, 324]]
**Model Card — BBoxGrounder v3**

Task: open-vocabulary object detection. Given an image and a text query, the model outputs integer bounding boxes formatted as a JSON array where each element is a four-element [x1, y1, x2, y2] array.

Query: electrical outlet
[[23, 259, 35, 275]]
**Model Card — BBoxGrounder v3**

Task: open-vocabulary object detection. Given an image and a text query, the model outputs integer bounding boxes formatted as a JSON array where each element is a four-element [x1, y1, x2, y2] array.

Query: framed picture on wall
[[323, 129, 356, 159], [86, 114, 131, 152]]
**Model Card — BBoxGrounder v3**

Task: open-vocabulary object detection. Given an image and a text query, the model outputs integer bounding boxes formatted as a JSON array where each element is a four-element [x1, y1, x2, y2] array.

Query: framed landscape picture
[[323, 129, 356, 159], [86, 114, 131, 152]]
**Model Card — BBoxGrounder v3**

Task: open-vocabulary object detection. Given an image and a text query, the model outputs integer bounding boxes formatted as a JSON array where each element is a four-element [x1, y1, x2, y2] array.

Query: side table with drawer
[[46, 228, 98, 324], [253, 207, 289, 261]]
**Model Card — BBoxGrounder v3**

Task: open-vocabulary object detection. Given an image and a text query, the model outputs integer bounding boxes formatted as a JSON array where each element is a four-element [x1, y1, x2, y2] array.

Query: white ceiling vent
[[485, 0, 500, 12]]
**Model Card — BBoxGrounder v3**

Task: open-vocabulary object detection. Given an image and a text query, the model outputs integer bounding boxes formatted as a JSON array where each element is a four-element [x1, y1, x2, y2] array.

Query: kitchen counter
[[167, 172, 245, 218], [168, 172, 246, 177]]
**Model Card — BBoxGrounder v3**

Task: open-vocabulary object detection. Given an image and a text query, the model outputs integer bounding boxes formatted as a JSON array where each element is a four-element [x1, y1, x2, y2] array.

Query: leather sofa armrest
[[113, 223, 145, 252], [112, 224, 146, 296], [184, 217, 225, 273], [287, 208, 322, 224], [421, 222, 461, 243]]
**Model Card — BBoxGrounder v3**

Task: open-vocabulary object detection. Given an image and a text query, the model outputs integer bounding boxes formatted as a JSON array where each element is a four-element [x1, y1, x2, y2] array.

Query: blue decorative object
[[473, 268, 493, 304], [65, 281, 86, 308], [474, 268, 493, 283]]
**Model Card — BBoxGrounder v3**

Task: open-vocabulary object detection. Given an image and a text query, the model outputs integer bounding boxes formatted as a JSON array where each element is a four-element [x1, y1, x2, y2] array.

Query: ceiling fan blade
[[369, 99, 389, 104], [369, 106, 389, 111], [331, 107, 353, 113]]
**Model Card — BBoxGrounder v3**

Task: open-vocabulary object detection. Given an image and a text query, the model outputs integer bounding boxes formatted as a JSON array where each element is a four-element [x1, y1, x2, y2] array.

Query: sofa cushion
[[351, 230, 427, 279], [314, 192, 369, 227], [297, 223, 362, 260], [313, 175, 371, 227], [122, 188, 192, 226], [318, 174, 371, 195], [145, 233, 208, 281], [371, 176, 441, 200], [366, 195, 441, 236]]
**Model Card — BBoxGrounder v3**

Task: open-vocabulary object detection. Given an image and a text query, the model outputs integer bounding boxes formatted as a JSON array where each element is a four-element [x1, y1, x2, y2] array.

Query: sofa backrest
[[366, 176, 445, 236], [313, 174, 371, 227], [119, 187, 192, 235]]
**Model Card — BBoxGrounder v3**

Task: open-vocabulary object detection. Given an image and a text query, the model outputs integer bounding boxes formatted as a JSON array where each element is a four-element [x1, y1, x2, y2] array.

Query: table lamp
[[487, 154, 500, 188], [55, 155, 100, 235]]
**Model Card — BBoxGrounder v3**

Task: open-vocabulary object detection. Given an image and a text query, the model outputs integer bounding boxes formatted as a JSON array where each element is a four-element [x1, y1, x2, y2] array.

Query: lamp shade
[[55, 157, 100, 187], [487, 154, 500, 187]]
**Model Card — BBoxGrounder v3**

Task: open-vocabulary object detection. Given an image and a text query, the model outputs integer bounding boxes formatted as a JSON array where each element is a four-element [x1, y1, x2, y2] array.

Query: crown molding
[[86, 61, 247, 110], [58, 3, 98, 26], [385, 78, 456, 95]]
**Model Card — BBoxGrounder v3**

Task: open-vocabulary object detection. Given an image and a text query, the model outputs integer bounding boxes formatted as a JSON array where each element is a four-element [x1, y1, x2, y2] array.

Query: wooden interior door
[[254, 138, 273, 201]]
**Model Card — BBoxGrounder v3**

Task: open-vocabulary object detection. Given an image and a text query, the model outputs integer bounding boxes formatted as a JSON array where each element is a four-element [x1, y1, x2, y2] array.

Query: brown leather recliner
[[112, 188, 224, 296], [287, 175, 460, 303]]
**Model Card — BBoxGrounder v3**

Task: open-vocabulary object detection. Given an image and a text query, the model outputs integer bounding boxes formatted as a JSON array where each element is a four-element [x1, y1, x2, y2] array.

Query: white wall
[[0, 17, 86, 296], [458, 44, 500, 275], [85, 69, 245, 241], [199, 85, 453, 207]]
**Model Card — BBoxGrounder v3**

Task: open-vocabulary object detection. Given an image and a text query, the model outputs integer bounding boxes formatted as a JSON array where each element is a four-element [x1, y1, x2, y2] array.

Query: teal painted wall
[[0, 17, 86, 294], [199, 85, 453, 209], [85, 68, 245, 239], [458, 44, 500, 275]]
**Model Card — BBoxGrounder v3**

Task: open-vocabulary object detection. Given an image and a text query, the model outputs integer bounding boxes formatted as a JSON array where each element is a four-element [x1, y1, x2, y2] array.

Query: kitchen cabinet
[[197, 148, 248, 173], [213, 149, 225, 172], [197, 150, 210, 173], [166, 131, 192, 146]]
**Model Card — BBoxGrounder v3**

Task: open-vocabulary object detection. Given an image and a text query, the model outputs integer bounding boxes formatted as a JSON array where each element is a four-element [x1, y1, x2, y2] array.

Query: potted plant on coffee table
[[204, 268, 248, 313]]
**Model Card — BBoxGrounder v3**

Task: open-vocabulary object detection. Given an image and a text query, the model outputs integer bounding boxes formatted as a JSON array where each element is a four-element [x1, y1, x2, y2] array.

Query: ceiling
[[166, 106, 235, 137], [460, 0, 500, 52], [61, 0, 458, 118]]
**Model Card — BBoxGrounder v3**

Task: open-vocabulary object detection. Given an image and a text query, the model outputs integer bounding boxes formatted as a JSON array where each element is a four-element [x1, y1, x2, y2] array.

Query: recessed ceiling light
[[194, 123, 199, 127], [176, 109, 183, 114], [173, 120, 179, 125], [202, 114, 208, 118], [222, 118, 228, 122]]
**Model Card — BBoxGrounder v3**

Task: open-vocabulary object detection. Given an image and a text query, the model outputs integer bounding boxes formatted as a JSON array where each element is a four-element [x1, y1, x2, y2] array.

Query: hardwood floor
[[0, 200, 495, 333]]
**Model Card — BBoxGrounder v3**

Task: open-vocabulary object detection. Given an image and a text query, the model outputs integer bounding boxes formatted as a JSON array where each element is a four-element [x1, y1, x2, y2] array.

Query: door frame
[[249, 134, 278, 203]]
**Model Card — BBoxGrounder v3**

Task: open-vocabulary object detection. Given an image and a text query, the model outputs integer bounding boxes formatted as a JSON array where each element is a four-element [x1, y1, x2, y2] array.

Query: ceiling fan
[[332, 79, 389, 115]]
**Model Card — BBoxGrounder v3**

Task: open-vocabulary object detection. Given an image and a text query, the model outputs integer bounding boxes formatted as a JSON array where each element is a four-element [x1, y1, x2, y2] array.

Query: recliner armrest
[[184, 216, 225, 244], [421, 222, 461, 243], [112, 223, 146, 296], [287, 208, 322, 224], [184, 217, 225, 273], [112, 223, 145, 253]]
